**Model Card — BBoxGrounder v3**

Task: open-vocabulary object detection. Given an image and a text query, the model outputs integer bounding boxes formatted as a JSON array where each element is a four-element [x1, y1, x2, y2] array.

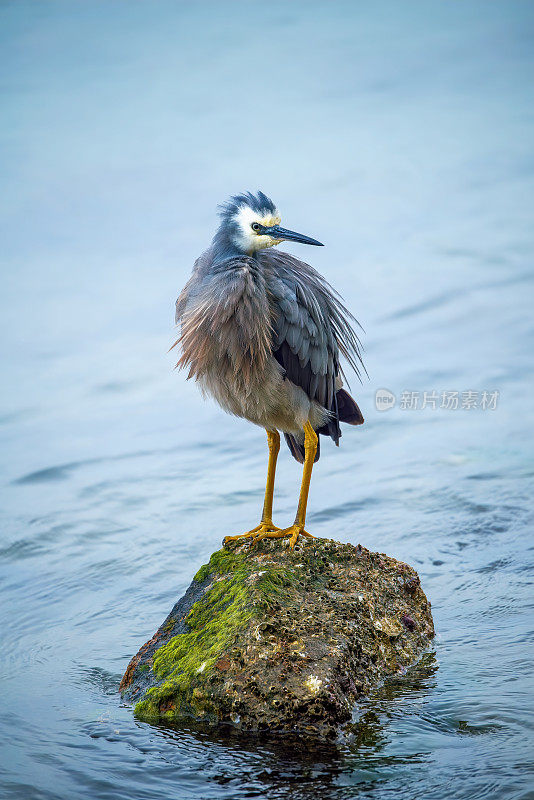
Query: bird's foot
[[253, 524, 315, 550], [223, 522, 281, 547]]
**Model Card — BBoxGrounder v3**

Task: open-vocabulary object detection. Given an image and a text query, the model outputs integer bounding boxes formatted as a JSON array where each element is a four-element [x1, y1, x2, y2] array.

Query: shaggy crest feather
[[218, 190, 277, 222]]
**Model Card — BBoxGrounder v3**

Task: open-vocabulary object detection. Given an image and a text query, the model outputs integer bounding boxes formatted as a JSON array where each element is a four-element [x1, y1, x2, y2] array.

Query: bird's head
[[216, 191, 323, 256]]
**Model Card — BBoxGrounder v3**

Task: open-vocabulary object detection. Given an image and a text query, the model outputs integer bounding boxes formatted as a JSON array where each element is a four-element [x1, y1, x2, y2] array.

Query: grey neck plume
[[211, 219, 250, 266]]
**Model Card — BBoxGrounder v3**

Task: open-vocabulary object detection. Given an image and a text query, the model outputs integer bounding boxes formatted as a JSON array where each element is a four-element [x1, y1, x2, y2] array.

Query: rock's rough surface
[[120, 537, 434, 737]]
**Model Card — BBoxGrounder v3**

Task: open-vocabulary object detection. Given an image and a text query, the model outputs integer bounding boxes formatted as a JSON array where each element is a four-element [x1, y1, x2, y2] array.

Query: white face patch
[[232, 205, 282, 254]]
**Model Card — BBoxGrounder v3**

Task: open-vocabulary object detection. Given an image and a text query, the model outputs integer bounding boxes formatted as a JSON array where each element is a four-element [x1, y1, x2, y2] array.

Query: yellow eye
[[251, 222, 261, 232]]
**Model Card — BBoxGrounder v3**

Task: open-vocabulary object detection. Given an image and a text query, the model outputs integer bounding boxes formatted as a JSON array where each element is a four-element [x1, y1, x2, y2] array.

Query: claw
[[252, 525, 315, 550], [223, 522, 281, 547]]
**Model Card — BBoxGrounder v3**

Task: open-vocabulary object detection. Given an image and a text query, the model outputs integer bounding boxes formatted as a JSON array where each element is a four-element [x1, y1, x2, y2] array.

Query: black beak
[[263, 224, 324, 247]]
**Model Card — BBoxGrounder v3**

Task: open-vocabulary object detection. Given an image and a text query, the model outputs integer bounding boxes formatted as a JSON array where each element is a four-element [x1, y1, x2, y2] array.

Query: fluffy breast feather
[[174, 257, 272, 390]]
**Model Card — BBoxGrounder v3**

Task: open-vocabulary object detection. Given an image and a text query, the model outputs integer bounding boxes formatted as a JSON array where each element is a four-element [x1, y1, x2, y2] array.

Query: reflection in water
[[83, 654, 439, 800], [1, 0, 534, 798]]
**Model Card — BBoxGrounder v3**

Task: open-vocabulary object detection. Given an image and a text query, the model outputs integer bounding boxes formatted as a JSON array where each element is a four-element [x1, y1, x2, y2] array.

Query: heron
[[174, 191, 365, 549]]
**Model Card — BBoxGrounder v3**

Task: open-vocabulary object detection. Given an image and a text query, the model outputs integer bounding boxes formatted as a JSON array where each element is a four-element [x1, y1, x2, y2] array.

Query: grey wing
[[263, 249, 365, 444], [263, 249, 365, 381], [265, 253, 352, 444], [269, 273, 338, 412]]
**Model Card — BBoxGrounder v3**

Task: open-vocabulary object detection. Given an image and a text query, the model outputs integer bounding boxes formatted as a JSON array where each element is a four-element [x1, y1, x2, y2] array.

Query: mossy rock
[[120, 537, 434, 738]]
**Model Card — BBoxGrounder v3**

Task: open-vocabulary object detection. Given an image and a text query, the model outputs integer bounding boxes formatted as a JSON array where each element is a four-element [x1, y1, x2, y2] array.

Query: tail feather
[[283, 389, 363, 462], [315, 389, 341, 445], [283, 433, 320, 464], [336, 388, 364, 425]]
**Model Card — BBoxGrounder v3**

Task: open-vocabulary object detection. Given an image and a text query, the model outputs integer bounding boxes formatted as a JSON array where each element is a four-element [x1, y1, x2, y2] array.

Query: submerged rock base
[[120, 537, 434, 738]]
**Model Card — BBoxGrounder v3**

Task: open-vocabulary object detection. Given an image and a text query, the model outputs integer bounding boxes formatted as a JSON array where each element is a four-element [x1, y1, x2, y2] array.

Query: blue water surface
[[1, 2, 533, 798]]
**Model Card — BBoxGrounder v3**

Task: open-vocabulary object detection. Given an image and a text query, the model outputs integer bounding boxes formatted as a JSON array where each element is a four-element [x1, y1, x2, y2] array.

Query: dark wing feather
[[261, 249, 366, 451]]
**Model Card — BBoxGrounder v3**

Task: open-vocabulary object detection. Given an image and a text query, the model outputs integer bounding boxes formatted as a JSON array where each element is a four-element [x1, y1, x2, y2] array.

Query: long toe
[[223, 522, 280, 547], [254, 525, 315, 549]]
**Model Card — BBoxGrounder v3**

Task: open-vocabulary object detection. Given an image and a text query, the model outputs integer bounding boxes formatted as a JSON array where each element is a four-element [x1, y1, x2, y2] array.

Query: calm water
[[1, 2, 533, 798]]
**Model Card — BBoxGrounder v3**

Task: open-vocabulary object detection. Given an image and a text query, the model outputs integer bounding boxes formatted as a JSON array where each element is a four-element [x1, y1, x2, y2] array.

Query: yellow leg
[[223, 430, 281, 545], [256, 422, 317, 550]]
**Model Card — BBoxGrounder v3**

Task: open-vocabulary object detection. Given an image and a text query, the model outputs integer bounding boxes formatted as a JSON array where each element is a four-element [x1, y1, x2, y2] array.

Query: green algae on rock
[[120, 537, 434, 737]]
